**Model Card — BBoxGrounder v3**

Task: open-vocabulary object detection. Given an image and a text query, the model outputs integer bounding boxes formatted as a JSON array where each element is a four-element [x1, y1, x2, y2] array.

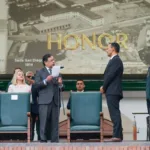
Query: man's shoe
[[104, 138, 122, 142], [112, 138, 122, 142], [40, 140, 47, 143], [51, 140, 59, 143]]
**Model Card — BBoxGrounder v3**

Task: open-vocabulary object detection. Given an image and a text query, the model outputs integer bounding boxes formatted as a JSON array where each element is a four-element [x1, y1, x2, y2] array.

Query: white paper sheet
[[52, 66, 61, 77]]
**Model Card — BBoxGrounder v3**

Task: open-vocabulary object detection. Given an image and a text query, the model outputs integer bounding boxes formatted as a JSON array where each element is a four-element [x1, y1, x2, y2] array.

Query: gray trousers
[[39, 100, 60, 142]]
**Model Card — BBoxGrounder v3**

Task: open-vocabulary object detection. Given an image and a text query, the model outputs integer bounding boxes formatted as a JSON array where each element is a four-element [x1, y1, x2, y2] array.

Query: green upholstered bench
[[0, 93, 31, 142], [67, 92, 104, 142]]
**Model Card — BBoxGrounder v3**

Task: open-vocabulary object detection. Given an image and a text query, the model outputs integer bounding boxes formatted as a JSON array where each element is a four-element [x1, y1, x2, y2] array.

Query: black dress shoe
[[40, 140, 47, 143]]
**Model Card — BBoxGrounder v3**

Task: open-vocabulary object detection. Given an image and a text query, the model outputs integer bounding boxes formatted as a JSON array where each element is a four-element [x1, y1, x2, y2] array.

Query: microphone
[[60, 66, 64, 69]]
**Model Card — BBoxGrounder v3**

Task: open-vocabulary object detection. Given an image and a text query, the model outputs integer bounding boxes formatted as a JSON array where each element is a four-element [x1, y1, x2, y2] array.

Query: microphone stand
[[57, 81, 65, 142], [58, 66, 65, 115], [60, 87, 65, 115]]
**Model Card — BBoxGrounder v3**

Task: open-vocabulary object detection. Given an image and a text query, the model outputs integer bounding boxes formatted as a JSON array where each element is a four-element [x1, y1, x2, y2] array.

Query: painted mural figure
[[137, 25, 150, 66]]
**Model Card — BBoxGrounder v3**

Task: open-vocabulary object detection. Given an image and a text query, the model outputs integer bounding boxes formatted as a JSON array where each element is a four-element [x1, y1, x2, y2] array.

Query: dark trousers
[[31, 113, 40, 141], [147, 99, 150, 114], [39, 100, 60, 142], [106, 95, 123, 139]]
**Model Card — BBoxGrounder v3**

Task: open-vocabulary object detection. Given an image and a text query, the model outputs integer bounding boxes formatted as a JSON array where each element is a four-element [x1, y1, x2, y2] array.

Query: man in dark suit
[[25, 71, 40, 141], [67, 79, 85, 109], [100, 42, 124, 142], [35, 53, 63, 143], [146, 67, 150, 114], [31, 83, 40, 141]]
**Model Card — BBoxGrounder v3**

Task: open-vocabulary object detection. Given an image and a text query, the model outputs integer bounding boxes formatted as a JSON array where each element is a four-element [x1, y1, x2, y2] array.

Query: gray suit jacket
[[35, 67, 61, 105]]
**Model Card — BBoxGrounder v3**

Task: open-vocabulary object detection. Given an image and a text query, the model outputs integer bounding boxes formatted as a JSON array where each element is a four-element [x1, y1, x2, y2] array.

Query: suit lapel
[[44, 67, 58, 85], [43, 67, 50, 76], [43, 67, 56, 85], [104, 59, 112, 75], [104, 55, 119, 75]]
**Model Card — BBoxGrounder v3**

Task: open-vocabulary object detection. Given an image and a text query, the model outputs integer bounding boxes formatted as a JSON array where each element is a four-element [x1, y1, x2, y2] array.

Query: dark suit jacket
[[67, 91, 85, 109], [67, 96, 71, 110], [31, 83, 39, 114], [35, 67, 62, 105], [146, 67, 150, 100], [103, 55, 124, 99]]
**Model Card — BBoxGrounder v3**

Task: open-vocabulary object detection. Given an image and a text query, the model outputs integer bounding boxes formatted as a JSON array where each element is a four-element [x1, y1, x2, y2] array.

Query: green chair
[[67, 92, 104, 142], [0, 93, 31, 143]]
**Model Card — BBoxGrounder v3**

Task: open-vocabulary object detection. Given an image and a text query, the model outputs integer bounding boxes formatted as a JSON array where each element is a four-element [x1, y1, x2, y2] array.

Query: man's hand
[[58, 77, 62, 84], [100, 86, 105, 94], [46, 75, 53, 82], [26, 77, 35, 85], [36, 116, 38, 121]]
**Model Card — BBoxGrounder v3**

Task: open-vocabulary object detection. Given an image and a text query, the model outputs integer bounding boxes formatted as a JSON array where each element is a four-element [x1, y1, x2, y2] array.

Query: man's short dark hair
[[110, 42, 120, 53], [42, 54, 52, 66], [76, 79, 84, 84]]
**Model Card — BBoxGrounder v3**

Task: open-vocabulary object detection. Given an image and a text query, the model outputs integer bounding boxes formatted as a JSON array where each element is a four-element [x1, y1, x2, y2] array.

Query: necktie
[[48, 68, 52, 75]]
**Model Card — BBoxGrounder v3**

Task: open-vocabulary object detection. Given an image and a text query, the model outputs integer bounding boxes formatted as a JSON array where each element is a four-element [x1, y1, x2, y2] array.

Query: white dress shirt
[[45, 66, 52, 74], [77, 90, 84, 92], [110, 54, 117, 60]]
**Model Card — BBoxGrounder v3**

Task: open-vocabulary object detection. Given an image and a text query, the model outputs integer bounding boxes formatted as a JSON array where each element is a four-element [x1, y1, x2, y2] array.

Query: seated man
[[67, 79, 85, 109]]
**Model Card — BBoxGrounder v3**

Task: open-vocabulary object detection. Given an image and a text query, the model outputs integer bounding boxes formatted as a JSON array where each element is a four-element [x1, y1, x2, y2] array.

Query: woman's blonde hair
[[11, 70, 26, 85]]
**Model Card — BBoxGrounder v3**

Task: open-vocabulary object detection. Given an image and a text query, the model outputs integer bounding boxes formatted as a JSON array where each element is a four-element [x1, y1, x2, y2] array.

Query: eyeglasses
[[27, 76, 34, 80], [27, 76, 32, 78]]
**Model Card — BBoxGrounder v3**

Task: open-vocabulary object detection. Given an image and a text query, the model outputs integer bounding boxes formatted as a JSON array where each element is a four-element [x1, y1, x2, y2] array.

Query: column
[[0, 0, 8, 74]]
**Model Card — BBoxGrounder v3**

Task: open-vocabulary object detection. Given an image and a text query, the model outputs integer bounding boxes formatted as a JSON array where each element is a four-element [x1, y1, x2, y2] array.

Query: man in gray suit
[[35, 53, 63, 143]]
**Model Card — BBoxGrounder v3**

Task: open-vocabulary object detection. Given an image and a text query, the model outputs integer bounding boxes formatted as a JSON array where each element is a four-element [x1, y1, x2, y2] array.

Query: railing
[[0, 79, 146, 91]]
